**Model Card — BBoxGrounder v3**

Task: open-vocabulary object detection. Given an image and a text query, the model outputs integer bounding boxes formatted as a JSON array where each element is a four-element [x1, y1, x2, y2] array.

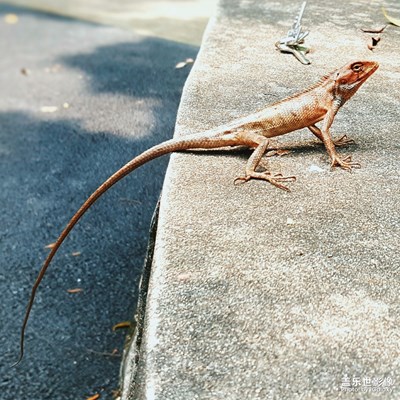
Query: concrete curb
[[120, 0, 400, 398], [120, 199, 160, 399]]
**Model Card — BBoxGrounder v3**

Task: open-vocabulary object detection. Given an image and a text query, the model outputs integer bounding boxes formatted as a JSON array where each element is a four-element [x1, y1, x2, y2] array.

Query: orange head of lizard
[[334, 60, 379, 101]]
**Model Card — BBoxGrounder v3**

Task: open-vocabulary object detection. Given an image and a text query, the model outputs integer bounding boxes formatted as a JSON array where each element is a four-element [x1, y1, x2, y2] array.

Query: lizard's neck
[[316, 75, 345, 109]]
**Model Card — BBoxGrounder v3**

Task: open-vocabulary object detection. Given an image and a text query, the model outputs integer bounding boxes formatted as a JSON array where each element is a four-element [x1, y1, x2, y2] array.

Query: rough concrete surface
[[0, 4, 197, 399], [123, 0, 400, 399]]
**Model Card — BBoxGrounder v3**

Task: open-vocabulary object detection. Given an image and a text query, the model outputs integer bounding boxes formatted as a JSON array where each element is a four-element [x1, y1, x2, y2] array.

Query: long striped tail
[[13, 131, 237, 366]]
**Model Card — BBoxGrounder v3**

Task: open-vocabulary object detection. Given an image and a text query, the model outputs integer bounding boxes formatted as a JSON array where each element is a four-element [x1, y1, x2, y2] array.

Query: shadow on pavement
[[0, 4, 198, 399]]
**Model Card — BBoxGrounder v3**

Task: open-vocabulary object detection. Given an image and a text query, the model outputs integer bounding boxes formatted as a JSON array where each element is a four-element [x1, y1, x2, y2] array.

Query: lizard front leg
[[233, 132, 296, 191], [311, 108, 361, 171], [308, 125, 355, 147]]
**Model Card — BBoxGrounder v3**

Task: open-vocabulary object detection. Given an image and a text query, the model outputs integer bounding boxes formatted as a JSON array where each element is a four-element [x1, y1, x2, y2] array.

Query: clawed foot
[[266, 149, 291, 157], [234, 171, 296, 191], [331, 154, 361, 171], [334, 135, 356, 147]]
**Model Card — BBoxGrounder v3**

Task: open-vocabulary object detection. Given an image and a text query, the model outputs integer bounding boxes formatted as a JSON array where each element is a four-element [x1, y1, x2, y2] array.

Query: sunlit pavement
[[3, 0, 215, 44]]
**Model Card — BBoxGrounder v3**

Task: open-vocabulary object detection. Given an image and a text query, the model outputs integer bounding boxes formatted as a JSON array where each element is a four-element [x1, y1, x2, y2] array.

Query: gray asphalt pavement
[[0, 4, 197, 399]]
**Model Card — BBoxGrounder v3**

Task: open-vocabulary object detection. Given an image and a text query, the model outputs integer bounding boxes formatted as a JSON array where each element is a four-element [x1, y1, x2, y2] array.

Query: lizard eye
[[352, 63, 363, 72]]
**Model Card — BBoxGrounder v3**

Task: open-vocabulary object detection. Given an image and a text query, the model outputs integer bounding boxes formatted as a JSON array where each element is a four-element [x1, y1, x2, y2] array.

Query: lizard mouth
[[359, 62, 379, 82]]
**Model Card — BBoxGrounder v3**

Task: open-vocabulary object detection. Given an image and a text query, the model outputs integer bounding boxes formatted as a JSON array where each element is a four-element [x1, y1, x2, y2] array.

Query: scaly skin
[[13, 60, 378, 366]]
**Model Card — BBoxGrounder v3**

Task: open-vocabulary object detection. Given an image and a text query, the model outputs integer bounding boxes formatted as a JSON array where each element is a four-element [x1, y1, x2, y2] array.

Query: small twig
[[360, 25, 387, 34], [86, 348, 121, 358], [119, 197, 142, 205]]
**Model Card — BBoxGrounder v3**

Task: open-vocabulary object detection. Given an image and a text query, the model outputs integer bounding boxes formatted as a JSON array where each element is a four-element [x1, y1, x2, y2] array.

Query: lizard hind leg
[[234, 132, 296, 191]]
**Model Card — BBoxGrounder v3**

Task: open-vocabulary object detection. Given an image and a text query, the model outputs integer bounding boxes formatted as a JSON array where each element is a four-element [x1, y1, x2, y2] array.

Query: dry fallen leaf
[[5, 14, 18, 24], [383, 7, 400, 26], [40, 106, 58, 113], [112, 321, 131, 331], [175, 58, 194, 69], [372, 36, 381, 45], [86, 348, 121, 357], [67, 288, 83, 294], [368, 36, 381, 51], [86, 394, 100, 400]]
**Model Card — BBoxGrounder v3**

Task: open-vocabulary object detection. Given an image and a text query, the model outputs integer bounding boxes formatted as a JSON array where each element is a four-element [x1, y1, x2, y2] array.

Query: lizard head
[[334, 60, 379, 101]]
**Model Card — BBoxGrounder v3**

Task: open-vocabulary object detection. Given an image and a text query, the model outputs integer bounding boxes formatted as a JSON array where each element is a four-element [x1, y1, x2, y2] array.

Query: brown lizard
[[13, 60, 378, 365]]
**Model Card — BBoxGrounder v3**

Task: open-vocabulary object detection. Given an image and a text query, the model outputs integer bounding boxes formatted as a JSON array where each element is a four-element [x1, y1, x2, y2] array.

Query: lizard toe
[[334, 135, 356, 147], [331, 155, 361, 172], [234, 171, 295, 191]]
